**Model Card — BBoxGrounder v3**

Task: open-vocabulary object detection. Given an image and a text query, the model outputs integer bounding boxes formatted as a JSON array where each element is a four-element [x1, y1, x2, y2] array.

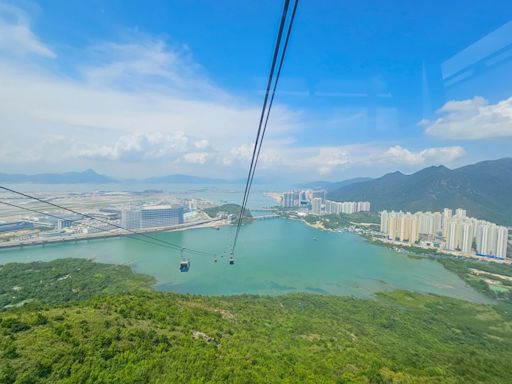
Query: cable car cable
[[0, 186, 214, 256], [0, 199, 188, 251], [232, 0, 290, 249], [231, 0, 298, 255], [238, 0, 298, 227]]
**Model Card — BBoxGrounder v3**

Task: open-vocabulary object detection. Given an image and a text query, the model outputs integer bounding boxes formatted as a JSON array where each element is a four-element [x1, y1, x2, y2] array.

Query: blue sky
[[1, 0, 512, 181]]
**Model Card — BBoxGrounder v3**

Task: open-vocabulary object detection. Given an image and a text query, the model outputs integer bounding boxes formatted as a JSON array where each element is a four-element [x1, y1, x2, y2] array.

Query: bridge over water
[[254, 214, 280, 220]]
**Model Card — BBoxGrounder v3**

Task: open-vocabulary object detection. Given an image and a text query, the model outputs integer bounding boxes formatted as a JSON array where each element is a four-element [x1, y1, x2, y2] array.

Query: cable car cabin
[[229, 256, 235, 265], [179, 259, 190, 272]]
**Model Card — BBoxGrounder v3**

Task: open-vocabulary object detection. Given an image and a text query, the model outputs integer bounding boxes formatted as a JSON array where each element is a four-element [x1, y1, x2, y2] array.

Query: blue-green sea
[[0, 217, 491, 303]]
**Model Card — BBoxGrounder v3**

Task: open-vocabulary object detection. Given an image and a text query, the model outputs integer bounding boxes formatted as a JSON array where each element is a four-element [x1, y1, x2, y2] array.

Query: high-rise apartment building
[[299, 191, 309, 207], [442, 208, 452, 238], [455, 208, 467, 218], [311, 198, 322, 215], [410, 215, 419, 244], [282, 192, 295, 208], [497, 227, 509, 259], [309, 190, 326, 203], [461, 222, 474, 253], [314, 199, 369, 215], [380, 208, 508, 258], [380, 211, 389, 234]]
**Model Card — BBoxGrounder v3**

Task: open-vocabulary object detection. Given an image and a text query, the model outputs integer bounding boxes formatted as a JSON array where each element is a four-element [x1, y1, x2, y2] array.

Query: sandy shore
[[301, 219, 326, 230], [264, 192, 282, 204]]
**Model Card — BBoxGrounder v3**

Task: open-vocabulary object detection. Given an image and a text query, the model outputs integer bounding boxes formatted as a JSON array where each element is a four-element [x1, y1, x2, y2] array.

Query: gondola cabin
[[179, 259, 190, 272]]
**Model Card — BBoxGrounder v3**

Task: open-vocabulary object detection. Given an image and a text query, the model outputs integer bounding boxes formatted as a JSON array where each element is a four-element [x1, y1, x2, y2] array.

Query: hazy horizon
[[1, 156, 511, 184]]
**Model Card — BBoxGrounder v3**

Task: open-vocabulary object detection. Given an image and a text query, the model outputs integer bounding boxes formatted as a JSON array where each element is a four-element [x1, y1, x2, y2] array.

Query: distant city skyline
[[279, 188, 371, 215], [1, 1, 511, 179]]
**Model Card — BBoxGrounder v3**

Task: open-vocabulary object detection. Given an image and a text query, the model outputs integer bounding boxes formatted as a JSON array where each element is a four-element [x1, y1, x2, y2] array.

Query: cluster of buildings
[[380, 208, 509, 259], [120, 205, 184, 230], [281, 190, 326, 208], [0, 202, 188, 244], [0, 221, 35, 233], [0, 221, 38, 242], [280, 189, 370, 216], [323, 200, 371, 215]]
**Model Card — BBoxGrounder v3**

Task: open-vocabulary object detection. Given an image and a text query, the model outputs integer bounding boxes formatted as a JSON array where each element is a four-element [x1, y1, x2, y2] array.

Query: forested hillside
[[0, 259, 155, 309], [327, 158, 512, 225], [1, 259, 512, 383], [203, 204, 253, 223]]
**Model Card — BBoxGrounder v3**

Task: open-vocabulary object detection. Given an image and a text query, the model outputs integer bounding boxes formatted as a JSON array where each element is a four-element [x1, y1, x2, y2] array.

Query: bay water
[[0, 217, 490, 303]]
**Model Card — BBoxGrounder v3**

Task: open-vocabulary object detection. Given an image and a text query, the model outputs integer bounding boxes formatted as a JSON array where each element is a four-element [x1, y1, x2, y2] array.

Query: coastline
[[301, 219, 325, 230], [368, 236, 512, 265], [0, 218, 229, 251], [282, 214, 512, 266]]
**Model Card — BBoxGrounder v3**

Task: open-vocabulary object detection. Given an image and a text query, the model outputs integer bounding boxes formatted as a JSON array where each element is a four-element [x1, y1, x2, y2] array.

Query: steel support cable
[[238, 0, 298, 228], [233, 0, 290, 242], [0, 200, 187, 273], [0, 186, 214, 257], [231, 0, 298, 255], [231, 0, 291, 253], [230, 3, 290, 256], [0, 199, 179, 250]]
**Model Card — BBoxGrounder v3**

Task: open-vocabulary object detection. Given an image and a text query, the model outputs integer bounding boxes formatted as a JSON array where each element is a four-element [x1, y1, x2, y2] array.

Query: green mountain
[[295, 177, 372, 191], [327, 158, 512, 225], [0, 259, 154, 308]]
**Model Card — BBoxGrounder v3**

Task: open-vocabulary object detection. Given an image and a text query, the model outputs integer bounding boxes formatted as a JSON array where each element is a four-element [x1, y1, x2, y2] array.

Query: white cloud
[[79, 132, 190, 161], [223, 142, 465, 176], [261, 144, 465, 176], [229, 144, 253, 162], [423, 96, 512, 140], [194, 139, 209, 149], [183, 152, 208, 164], [0, 38, 298, 172], [0, 4, 300, 177], [307, 147, 351, 175], [303, 145, 465, 175], [81, 39, 222, 97], [225, 138, 296, 167], [378, 145, 465, 166], [0, 3, 55, 58]]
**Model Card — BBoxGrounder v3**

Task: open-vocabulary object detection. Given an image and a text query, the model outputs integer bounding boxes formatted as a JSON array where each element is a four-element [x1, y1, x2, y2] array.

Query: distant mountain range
[[4, 158, 512, 226], [0, 169, 116, 184], [0, 170, 244, 184], [296, 177, 373, 191], [143, 174, 245, 184], [327, 158, 512, 226]]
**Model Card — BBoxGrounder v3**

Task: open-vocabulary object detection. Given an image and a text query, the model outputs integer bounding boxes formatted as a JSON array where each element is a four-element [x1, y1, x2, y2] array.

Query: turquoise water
[[0, 218, 491, 303]]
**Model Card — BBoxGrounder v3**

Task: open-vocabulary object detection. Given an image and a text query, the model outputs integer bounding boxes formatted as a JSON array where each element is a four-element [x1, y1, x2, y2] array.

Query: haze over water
[[0, 215, 490, 304]]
